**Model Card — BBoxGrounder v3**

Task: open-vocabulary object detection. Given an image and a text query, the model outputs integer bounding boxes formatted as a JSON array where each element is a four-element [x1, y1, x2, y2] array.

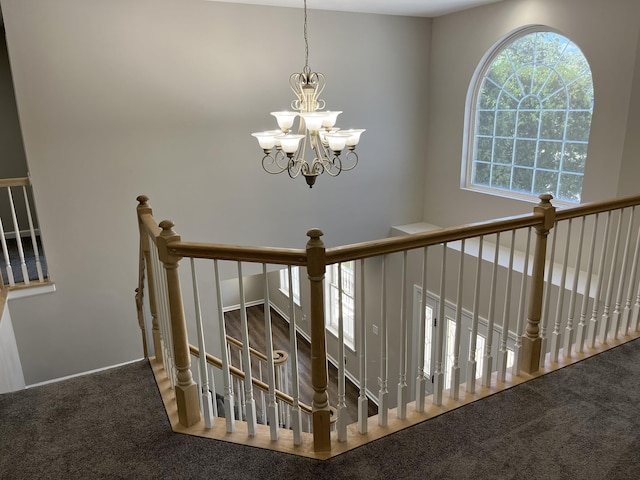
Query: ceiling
[[210, 0, 506, 17]]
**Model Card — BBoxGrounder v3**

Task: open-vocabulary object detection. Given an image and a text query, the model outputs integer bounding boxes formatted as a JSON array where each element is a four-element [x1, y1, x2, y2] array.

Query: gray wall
[[424, 0, 640, 227], [0, 28, 27, 178], [2, 0, 639, 387], [0, 0, 430, 384]]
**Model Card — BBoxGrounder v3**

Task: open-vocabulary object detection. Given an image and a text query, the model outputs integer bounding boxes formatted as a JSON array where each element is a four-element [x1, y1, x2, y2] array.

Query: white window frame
[[413, 286, 516, 394], [461, 26, 594, 205], [279, 266, 300, 306], [325, 261, 356, 350]]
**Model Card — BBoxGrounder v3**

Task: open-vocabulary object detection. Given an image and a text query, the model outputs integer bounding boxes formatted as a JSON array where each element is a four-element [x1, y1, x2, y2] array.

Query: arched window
[[463, 28, 594, 203]]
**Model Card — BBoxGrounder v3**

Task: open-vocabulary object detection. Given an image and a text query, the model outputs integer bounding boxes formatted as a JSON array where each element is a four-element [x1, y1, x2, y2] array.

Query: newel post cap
[[535, 194, 556, 231]]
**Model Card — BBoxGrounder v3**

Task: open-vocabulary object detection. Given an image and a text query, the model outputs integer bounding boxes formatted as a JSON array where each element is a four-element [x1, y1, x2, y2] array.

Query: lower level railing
[[0, 177, 47, 288], [135, 192, 640, 456]]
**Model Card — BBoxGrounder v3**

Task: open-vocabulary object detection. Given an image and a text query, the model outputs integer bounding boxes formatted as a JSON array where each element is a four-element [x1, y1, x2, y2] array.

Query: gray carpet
[[1, 339, 640, 479]]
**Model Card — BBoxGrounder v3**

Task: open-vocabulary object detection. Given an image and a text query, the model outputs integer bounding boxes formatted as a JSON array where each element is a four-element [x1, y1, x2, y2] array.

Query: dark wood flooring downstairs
[[224, 305, 377, 426]]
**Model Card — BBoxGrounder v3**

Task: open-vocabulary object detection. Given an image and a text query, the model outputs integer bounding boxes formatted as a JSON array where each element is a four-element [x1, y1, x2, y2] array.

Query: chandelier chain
[[251, 0, 364, 188], [303, 0, 309, 74]]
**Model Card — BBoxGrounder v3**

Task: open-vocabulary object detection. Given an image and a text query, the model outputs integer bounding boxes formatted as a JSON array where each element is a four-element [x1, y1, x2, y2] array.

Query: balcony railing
[[0, 177, 48, 289], [135, 192, 640, 458]]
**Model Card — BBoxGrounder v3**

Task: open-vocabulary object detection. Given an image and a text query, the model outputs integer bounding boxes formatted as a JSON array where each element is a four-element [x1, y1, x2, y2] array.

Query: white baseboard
[[222, 299, 264, 313], [26, 358, 144, 389]]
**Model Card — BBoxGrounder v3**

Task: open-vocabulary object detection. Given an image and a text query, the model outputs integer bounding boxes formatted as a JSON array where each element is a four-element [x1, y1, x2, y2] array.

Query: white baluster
[[498, 232, 515, 382], [7, 187, 29, 284], [258, 362, 266, 425], [287, 266, 302, 444], [357, 258, 368, 433], [0, 216, 15, 286], [22, 186, 44, 282], [262, 264, 279, 441], [378, 256, 389, 426], [237, 262, 257, 435], [190, 258, 214, 428], [624, 216, 640, 333], [540, 225, 558, 367], [633, 276, 640, 332], [214, 260, 235, 432], [450, 239, 464, 398], [415, 247, 428, 411], [466, 237, 483, 394], [550, 220, 572, 362], [512, 227, 532, 376], [612, 208, 634, 338], [433, 244, 446, 405], [576, 215, 599, 353], [208, 364, 218, 417], [600, 210, 623, 344], [564, 218, 586, 357], [588, 211, 611, 348], [397, 251, 409, 417], [337, 263, 348, 440], [482, 233, 500, 388]]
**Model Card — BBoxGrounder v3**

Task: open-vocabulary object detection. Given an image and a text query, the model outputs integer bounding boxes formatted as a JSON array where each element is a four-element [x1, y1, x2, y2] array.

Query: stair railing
[[0, 177, 46, 287], [135, 192, 640, 455]]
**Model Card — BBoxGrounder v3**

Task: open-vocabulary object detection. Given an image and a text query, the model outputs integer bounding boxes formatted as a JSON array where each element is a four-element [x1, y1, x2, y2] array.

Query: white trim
[[7, 283, 56, 300], [221, 299, 264, 313], [269, 301, 378, 406], [26, 358, 144, 389], [3, 228, 42, 240]]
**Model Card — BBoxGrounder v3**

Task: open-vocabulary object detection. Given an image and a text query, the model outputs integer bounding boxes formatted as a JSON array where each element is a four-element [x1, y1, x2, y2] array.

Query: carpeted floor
[[1, 339, 640, 479]]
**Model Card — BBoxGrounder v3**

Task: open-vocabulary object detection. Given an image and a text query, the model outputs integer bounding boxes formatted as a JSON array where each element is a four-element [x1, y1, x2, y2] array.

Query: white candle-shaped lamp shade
[[251, 130, 281, 150], [277, 134, 304, 154], [342, 129, 366, 147], [271, 111, 298, 132], [321, 111, 342, 129], [300, 112, 330, 132], [325, 132, 351, 152]]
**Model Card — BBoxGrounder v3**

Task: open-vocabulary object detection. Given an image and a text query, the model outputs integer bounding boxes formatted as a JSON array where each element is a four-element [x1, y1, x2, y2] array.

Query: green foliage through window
[[469, 30, 593, 203]]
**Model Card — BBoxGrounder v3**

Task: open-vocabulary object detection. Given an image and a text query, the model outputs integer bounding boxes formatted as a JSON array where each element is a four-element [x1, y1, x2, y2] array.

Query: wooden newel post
[[157, 219, 201, 428], [306, 228, 332, 453], [136, 195, 161, 361], [521, 194, 556, 374]]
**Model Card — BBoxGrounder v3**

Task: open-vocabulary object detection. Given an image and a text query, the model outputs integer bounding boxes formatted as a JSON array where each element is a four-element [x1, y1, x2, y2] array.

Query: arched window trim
[[461, 25, 593, 206]]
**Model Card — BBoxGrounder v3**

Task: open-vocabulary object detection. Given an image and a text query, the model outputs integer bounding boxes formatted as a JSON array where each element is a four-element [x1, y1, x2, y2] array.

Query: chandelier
[[251, 0, 365, 188]]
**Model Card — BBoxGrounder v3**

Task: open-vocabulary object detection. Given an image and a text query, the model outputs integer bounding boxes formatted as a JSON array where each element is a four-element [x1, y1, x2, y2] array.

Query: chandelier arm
[[338, 150, 359, 172], [322, 155, 343, 176], [287, 158, 304, 179], [261, 152, 290, 175]]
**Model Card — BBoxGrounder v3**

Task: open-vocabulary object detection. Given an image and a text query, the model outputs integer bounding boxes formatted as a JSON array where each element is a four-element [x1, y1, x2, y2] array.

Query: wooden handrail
[[325, 212, 543, 264], [168, 241, 307, 266], [225, 334, 288, 365], [162, 212, 543, 268], [189, 344, 312, 415], [555, 193, 640, 221], [139, 213, 162, 240], [0, 177, 30, 188], [140, 194, 640, 269]]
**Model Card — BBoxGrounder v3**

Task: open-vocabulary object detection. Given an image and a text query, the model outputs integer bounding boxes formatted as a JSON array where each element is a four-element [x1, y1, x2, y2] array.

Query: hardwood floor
[[224, 305, 377, 426]]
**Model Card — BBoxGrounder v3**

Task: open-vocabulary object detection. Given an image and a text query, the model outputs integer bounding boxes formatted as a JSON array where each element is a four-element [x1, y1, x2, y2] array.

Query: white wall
[[424, 0, 640, 227], [0, 0, 430, 384], [0, 296, 26, 393]]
